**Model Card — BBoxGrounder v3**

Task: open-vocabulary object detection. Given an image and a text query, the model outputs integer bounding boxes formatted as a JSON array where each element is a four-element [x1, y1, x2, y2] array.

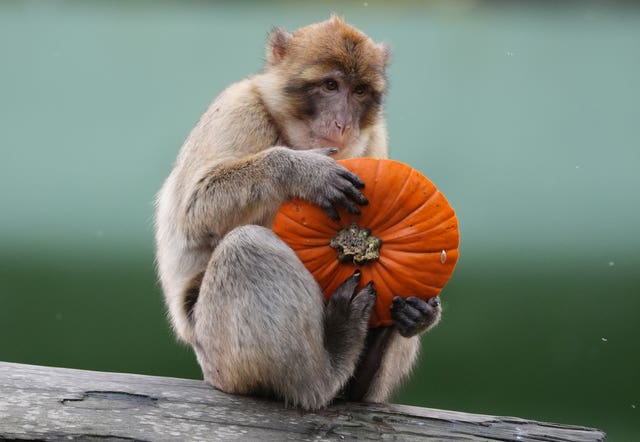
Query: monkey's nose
[[334, 121, 351, 136]]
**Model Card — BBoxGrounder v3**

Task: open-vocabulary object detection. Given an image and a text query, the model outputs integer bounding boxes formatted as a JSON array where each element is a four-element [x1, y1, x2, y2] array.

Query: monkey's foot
[[324, 272, 377, 367], [390, 296, 441, 338]]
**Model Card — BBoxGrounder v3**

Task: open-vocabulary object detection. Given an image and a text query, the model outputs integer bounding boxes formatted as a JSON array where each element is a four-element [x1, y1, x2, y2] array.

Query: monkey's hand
[[390, 296, 441, 338], [281, 147, 368, 221]]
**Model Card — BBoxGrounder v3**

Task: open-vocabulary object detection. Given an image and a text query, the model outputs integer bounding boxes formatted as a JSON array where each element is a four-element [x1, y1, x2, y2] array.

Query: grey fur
[[193, 226, 376, 409]]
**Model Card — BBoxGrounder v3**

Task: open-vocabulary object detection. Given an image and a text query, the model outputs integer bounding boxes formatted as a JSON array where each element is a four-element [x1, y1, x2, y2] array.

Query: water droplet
[[506, 51, 514, 57], [363, 2, 369, 6], [631, 404, 636, 409], [608, 261, 615, 267], [601, 337, 608, 342], [575, 165, 580, 169], [440, 250, 447, 264]]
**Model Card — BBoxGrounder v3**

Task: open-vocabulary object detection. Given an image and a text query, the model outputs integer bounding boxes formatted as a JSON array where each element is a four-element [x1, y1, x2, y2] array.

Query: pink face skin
[[306, 72, 372, 151], [281, 67, 383, 153]]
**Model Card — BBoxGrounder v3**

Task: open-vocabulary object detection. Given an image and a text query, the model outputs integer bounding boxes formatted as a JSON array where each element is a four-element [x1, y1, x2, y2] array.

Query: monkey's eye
[[354, 84, 369, 96], [323, 79, 339, 91]]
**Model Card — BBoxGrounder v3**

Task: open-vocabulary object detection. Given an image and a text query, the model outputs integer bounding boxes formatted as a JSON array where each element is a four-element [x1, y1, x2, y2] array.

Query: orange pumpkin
[[272, 158, 459, 328]]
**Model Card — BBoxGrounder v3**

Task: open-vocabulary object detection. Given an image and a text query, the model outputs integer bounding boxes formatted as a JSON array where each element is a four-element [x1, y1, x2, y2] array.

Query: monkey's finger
[[390, 296, 407, 312], [405, 296, 434, 316], [336, 270, 361, 294], [329, 270, 362, 309], [395, 299, 424, 324], [351, 281, 377, 315], [327, 270, 360, 317], [332, 190, 361, 216], [338, 169, 365, 189], [389, 307, 417, 337], [336, 177, 368, 206], [319, 199, 340, 221], [391, 296, 425, 325], [358, 281, 377, 300]]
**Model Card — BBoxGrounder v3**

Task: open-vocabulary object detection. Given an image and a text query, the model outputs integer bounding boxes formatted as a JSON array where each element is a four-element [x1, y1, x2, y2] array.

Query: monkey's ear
[[267, 27, 293, 66], [329, 13, 346, 26], [378, 42, 391, 68]]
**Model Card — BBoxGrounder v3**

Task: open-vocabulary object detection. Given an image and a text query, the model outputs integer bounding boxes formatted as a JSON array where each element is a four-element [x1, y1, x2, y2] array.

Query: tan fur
[[155, 17, 435, 409]]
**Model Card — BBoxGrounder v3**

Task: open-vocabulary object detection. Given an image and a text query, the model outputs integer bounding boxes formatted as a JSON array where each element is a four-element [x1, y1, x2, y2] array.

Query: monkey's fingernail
[[325, 207, 340, 221], [365, 281, 375, 289], [354, 270, 361, 277], [328, 148, 339, 154]]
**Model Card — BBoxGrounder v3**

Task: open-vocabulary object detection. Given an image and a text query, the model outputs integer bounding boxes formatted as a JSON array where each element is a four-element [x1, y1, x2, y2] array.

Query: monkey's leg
[[347, 296, 442, 403], [192, 225, 376, 410]]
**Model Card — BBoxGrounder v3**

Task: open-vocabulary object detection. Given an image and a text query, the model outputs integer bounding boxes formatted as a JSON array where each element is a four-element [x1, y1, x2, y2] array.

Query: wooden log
[[0, 361, 605, 441]]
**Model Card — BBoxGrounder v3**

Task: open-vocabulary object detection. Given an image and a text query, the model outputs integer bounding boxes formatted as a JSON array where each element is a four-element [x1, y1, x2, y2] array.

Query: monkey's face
[[266, 17, 389, 155], [283, 70, 384, 152]]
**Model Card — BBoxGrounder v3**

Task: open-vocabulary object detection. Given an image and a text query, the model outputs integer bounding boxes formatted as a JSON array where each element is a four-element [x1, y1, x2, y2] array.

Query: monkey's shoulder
[[182, 78, 280, 159], [205, 78, 280, 149]]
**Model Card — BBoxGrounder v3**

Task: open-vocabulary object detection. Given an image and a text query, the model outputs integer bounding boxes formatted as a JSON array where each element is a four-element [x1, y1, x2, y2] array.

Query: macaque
[[155, 16, 441, 409]]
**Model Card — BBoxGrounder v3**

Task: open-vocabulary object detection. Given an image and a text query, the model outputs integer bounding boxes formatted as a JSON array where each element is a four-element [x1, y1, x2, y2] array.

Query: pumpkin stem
[[330, 222, 382, 265]]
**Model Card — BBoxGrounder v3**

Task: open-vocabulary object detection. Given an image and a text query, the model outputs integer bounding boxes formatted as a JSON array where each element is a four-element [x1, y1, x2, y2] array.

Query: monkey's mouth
[[315, 136, 348, 151]]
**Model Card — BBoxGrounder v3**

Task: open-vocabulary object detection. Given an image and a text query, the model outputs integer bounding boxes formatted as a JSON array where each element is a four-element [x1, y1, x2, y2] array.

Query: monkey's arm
[[176, 146, 367, 244]]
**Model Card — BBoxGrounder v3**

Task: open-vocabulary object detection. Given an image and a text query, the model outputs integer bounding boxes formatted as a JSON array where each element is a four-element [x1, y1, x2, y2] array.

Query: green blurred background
[[1, 1, 638, 440]]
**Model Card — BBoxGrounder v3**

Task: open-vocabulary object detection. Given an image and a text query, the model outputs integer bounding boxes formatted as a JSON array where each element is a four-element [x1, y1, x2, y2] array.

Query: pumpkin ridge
[[373, 169, 439, 233], [312, 262, 344, 280], [372, 257, 394, 290], [367, 261, 395, 325], [357, 158, 386, 228], [376, 167, 416, 229], [378, 258, 445, 294], [380, 215, 459, 248], [381, 214, 458, 245], [330, 271, 358, 302], [382, 247, 452, 255], [365, 162, 414, 230], [380, 191, 457, 243], [400, 186, 442, 222], [300, 249, 335, 268]]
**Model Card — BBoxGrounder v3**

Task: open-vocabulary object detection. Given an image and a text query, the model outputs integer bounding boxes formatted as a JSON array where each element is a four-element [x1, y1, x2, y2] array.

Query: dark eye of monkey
[[323, 79, 339, 91], [354, 84, 368, 96]]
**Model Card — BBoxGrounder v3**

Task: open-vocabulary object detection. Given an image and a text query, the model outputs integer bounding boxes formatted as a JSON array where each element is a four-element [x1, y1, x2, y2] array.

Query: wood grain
[[0, 361, 606, 441]]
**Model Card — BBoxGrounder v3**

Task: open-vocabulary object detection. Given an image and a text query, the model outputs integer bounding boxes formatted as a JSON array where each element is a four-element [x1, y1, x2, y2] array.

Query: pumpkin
[[272, 158, 459, 328]]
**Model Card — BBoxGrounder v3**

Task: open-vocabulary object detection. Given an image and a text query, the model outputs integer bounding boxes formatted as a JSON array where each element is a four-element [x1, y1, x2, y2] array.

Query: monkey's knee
[[193, 224, 327, 398]]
